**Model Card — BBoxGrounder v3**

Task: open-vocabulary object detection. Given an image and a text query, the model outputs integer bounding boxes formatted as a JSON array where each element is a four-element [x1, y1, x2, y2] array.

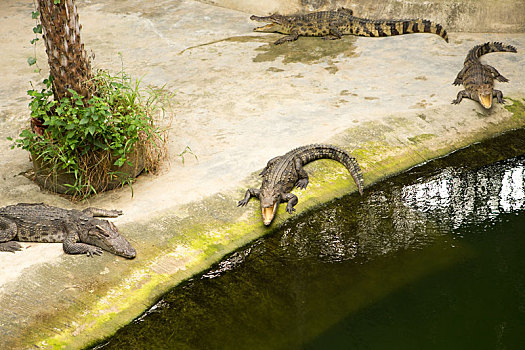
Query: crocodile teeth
[[479, 93, 493, 109], [262, 202, 278, 226], [254, 24, 276, 32]]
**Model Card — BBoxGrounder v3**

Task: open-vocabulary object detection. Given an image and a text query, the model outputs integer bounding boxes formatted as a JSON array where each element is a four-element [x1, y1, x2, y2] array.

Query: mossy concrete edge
[[26, 98, 525, 349]]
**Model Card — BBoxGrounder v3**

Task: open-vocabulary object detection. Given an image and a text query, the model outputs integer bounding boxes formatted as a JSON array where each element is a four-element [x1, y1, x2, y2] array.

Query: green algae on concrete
[[408, 133, 436, 144], [505, 98, 525, 120]]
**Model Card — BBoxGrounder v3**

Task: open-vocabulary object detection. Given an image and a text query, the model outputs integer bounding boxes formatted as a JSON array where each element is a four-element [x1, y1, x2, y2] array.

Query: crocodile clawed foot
[[296, 179, 308, 189], [322, 35, 340, 40], [86, 247, 103, 257], [237, 200, 248, 207], [286, 206, 296, 214], [0, 241, 23, 253]]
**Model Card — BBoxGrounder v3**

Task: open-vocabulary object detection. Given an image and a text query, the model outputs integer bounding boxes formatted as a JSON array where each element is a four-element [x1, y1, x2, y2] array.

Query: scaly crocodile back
[[250, 8, 354, 23], [289, 144, 364, 194], [465, 42, 517, 64], [0, 203, 79, 242]]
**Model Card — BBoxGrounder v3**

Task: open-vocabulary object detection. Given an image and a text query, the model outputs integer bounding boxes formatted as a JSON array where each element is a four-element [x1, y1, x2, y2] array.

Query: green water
[[94, 130, 525, 349]]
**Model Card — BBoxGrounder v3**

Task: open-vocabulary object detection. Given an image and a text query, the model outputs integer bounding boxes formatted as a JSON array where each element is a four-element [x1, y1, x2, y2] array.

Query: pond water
[[94, 129, 525, 349]]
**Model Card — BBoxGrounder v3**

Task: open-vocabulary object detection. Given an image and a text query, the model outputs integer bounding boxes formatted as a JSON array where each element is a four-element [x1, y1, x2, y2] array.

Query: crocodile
[[452, 42, 517, 109], [0, 203, 136, 258], [238, 144, 364, 225], [250, 7, 448, 45]]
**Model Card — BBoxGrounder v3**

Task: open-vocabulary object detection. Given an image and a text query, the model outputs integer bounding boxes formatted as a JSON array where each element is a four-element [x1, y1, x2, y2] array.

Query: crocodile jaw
[[262, 202, 278, 226], [478, 93, 493, 109], [253, 23, 278, 32]]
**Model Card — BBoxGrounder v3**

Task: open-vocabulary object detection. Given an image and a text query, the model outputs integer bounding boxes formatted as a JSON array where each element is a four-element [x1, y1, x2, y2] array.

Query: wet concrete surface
[[0, 0, 524, 348]]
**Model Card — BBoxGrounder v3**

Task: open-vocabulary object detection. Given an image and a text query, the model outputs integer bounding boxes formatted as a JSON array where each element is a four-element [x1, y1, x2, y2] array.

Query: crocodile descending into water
[[250, 7, 449, 45], [0, 203, 136, 258], [452, 42, 517, 109], [238, 144, 364, 225]]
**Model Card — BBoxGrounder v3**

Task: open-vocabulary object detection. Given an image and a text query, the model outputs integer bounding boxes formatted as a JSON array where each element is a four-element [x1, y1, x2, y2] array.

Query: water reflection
[[403, 160, 525, 228], [277, 189, 438, 263]]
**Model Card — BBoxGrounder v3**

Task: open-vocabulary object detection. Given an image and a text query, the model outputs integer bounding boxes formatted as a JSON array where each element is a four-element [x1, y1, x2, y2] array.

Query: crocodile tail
[[294, 144, 365, 195], [355, 18, 448, 42], [467, 42, 517, 62]]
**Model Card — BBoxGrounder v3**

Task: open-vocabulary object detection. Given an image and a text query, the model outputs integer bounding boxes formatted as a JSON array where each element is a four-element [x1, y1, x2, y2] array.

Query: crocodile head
[[259, 187, 282, 226], [476, 84, 494, 109], [81, 219, 136, 259], [250, 14, 290, 33]]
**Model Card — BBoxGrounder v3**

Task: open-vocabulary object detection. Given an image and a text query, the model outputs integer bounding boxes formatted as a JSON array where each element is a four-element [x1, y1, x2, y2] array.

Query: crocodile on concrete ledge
[[452, 42, 517, 109], [238, 144, 364, 226], [250, 7, 449, 45], [0, 203, 136, 258]]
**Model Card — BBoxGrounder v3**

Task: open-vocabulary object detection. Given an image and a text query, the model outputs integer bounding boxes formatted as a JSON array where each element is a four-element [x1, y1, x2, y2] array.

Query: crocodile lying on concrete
[[238, 144, 364, 225], [452, 42, 517, 109], [0, 203, 136, 258], [250, 7, 448, 45]]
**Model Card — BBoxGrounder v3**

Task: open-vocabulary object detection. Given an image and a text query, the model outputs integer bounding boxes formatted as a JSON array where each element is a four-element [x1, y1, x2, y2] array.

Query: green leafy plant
[[10, 70, 172, 199]]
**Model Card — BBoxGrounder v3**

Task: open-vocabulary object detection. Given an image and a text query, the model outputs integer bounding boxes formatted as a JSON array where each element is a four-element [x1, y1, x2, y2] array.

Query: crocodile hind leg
[[260, 156, 281, 176], [494, 90, 505, 104], [323, 25, 343, 40], [238, 188, 261, 207], [281, 193, 299, 214], [0, 217, 22, 252], [274, 32, 299, 45], [452, 90, 470, 104], [294, 158, 309, 189], [486, 65, 509, 82], [63, 227, 103, 257], [453, 66, 468, 85], [83, 207, 122, 218]]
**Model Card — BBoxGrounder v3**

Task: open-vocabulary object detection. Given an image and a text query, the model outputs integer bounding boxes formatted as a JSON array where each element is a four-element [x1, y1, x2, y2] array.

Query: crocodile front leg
[[63, 226, 103, 257], [0, 217, 21, 252], [0, 241, 22, 252], [238, 188, 261, 207], [452, 90, 469, 104], [274, 31, 299, 45], [494, 90, 505, 104], [281, 193, 299, 214], [83, 207, 123, 218]]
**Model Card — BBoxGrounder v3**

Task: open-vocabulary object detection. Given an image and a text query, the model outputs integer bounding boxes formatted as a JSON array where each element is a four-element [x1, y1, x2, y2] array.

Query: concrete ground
[[0, 0, 524, 348]]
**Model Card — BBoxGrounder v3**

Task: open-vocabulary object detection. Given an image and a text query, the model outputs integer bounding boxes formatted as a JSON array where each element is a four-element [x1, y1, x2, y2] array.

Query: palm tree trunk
[[38, 0, 93, 101]]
